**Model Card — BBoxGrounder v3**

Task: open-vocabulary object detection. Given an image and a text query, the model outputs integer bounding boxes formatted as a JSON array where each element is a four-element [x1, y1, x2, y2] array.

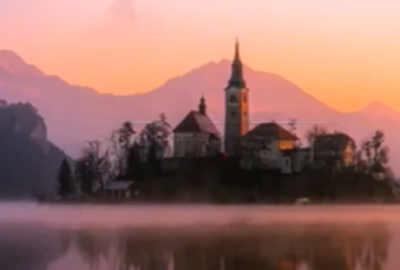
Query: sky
[[1, 0, 400, 112]]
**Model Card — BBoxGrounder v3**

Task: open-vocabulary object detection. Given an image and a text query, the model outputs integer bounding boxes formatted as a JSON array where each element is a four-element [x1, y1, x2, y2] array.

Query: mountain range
[[1, 50, 400, 173]]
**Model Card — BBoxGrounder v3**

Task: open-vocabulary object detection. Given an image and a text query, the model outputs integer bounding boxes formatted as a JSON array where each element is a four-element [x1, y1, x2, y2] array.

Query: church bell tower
[[224, 38, 249, 155]]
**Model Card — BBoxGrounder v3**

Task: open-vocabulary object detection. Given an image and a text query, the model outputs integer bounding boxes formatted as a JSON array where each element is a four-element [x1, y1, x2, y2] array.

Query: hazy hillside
[[0, 102, 67, 198], [1, 50, 400, 173]]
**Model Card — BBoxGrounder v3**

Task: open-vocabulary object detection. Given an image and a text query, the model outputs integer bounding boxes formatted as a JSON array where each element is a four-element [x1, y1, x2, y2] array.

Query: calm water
[[1, 203, 400, 270]]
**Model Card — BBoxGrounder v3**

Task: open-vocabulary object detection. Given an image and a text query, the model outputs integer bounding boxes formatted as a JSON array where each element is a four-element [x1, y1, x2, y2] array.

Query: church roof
[[173, 110, 220, 138], [244, 122, 298, 141]]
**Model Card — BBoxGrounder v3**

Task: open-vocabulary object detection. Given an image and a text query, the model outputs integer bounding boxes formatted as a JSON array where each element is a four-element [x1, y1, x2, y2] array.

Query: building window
[[243, 95, 247, 103], [230, 95, 237, 103], [243, 111, 247, 117], [231, 111, 236, 117]]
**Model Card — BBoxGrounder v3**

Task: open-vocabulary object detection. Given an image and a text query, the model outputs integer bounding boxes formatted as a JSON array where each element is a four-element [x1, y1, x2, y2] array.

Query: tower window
[[230, 95, 237, 103], [231, 111, 236, 117]]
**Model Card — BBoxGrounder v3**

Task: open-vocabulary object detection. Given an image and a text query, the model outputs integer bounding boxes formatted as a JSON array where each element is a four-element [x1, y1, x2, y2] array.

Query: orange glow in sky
[[1, 0, 400, 112]]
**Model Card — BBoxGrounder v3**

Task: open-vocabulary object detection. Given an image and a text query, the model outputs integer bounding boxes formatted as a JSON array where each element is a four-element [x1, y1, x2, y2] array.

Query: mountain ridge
[[0, 50, 44, 77], [1, 49, 400, 173]]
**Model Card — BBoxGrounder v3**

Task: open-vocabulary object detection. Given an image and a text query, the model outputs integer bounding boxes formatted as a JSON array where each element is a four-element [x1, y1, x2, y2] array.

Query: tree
[[109, 121, 136, 177], [370, 130, 389, 166], [76, 140, 111, 195], [305, 124, 328, 146], [125, 142, 143, 178], [344, 130, 396, 201], [136, 113, 173, 160], [76, 157, 95, 196], [57, 158, 73, 198], [358, 130, 389, 171]]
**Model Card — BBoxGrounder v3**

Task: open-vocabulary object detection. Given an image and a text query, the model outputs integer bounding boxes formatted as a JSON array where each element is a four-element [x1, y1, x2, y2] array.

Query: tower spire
[[227, 38, 246, 89], [199, 95, 206, 115], [234, 37, 240, 62]]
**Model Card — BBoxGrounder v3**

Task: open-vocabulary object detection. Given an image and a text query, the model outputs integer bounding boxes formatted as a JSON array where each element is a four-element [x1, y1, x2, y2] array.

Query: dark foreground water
[[1, 203, 400, 270]]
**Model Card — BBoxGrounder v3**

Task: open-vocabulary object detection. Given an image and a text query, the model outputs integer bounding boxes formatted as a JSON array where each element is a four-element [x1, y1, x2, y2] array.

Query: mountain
[[0, 56, 338, 150], [1, 50, 400, 173], [0, 102, 68, 197]]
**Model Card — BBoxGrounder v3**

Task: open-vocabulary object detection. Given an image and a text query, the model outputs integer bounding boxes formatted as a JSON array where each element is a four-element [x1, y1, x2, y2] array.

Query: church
[[173, 39, 299, 170]]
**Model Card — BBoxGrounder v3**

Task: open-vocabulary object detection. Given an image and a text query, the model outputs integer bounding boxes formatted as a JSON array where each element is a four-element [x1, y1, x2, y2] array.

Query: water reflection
[[74, 223, 390, 270], [0, 224, 70, 270], [75, 230, 112, 269]]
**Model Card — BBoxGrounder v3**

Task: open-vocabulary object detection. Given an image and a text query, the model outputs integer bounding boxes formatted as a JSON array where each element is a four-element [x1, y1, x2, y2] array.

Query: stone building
[[312, 133, 356, 168], [173, 97, 221, 157], [240, 122, 299, 171]]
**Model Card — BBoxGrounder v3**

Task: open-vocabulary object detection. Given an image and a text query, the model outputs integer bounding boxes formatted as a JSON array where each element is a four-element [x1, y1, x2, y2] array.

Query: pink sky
[[1, 0, 400, 111]]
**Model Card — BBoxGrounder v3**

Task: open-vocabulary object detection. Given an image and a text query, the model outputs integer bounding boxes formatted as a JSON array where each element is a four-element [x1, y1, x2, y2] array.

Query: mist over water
[[1, 202, 400, 270], [2, 202, 400, 228]]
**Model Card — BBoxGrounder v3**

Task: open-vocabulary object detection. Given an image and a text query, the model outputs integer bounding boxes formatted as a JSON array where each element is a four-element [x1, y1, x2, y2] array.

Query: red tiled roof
[[173, 110, 220, 138], [244, 122, 298, 140]]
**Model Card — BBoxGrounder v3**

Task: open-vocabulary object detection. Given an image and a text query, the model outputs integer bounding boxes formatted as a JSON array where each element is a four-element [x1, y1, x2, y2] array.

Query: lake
[[1, 202, 400, 270]]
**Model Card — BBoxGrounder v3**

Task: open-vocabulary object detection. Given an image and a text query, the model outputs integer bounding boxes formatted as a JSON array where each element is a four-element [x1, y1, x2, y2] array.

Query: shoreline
[[37, 199, 400, 206]]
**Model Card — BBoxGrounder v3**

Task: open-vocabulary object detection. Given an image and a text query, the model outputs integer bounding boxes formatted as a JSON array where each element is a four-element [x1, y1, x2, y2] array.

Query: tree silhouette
[[76, 140, 110, 195], [358, 130, 389, 171], [305, 124, 329, 146], [137, 114, 173, 160], [110, 121, 136, 177], [57, 158, 73, 197], [125, 143, 143, 179]]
